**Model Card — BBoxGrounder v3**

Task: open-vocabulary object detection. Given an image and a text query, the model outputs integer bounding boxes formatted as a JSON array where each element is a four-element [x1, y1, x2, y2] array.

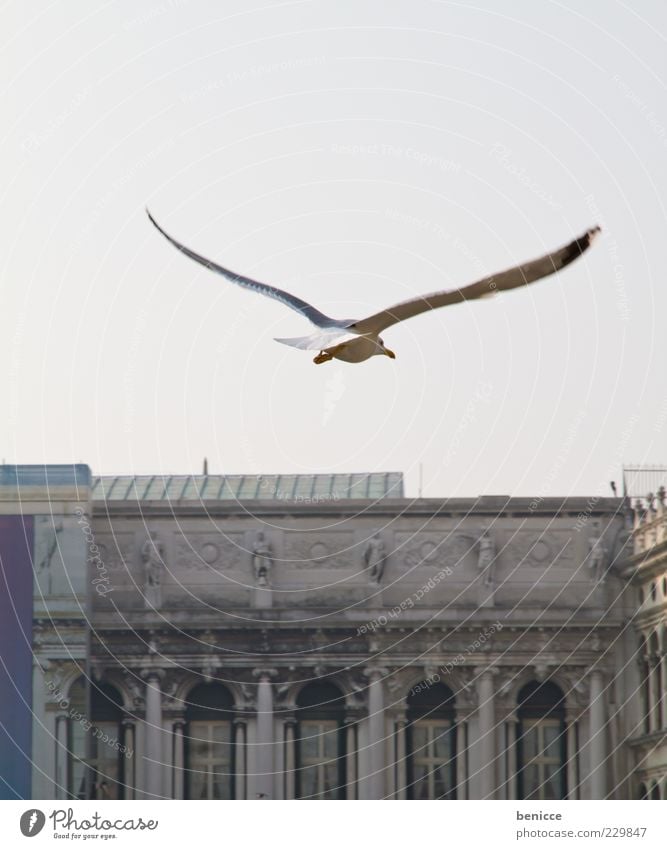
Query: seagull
[[147, 210, 600, 365]]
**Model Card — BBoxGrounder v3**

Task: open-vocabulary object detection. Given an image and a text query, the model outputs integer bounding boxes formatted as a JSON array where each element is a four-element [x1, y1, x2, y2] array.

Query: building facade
[[1, 464, 663, 800], [624, 486, 667, 800]]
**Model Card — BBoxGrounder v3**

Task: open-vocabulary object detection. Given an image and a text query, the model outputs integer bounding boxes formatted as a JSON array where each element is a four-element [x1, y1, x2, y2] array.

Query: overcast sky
[[1, 0, 665, 497]]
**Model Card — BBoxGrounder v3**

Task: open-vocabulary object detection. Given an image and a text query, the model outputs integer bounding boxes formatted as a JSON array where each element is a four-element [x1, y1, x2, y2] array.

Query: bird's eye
[[379, 338, 383, 345]]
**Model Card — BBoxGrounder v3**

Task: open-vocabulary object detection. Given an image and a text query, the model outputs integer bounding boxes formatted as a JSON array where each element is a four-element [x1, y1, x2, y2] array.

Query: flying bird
[[147, 210, 600, 365]]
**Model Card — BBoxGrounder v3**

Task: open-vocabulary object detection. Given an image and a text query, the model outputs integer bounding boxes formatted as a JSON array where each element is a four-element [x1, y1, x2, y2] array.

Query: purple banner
[[0, 515, 34, 799]]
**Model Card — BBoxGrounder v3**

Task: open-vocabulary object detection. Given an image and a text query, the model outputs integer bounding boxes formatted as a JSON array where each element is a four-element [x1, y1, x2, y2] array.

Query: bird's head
[[377, 337, 396, 359]]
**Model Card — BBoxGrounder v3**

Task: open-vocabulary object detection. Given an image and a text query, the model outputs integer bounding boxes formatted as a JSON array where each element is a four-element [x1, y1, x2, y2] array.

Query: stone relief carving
[[283, 532, 354, 569], [201, 656, 222, 682], [175, 533, 243, 571], [504, 530, 574, 568], [395, 532, 471, 571], [35, 519, 63, 595], [123, 672, 145, 710], [95, 535, 134, 572], [42, 660, 70, 704]]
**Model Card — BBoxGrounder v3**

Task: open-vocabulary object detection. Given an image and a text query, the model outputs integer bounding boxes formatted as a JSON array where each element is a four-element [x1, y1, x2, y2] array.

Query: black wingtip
[[563, 224, 602, 266], [146, 208, 171, 242]]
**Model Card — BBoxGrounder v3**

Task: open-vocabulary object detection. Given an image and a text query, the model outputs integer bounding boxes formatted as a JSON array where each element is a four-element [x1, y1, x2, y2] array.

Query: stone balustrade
[[633, 487, 667, 554]]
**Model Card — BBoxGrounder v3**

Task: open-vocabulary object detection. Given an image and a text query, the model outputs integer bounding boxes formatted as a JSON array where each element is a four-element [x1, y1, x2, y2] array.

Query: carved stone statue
[[587, 523, 607, 583], [364, 534, 386, 584], [141, 530, 164, 606], [610, 512, 633, 565], [476, 527, 496, 588], [252, 531, 273, 587]]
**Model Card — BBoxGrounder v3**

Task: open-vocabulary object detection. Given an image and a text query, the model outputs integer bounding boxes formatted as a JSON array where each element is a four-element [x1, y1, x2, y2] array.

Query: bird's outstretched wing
[[147, 210, 351, 330], [351, 226, 601, 336]]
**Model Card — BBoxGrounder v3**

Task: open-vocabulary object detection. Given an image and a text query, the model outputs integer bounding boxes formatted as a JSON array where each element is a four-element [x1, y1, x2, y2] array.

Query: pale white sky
[[1, 0, 665, 497]]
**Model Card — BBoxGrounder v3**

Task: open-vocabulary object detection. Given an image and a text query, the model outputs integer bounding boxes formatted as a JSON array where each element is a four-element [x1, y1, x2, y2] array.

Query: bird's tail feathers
[[274, 329, 353, 351]]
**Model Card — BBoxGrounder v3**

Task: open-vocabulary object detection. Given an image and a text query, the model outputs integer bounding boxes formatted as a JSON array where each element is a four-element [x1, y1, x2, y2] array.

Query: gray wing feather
[[351, 226, 601, 335], [147, 210, 352, 330]]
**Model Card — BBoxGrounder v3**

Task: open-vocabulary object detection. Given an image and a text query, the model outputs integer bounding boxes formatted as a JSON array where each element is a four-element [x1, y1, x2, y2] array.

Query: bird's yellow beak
[[384, 348, 396, 359]]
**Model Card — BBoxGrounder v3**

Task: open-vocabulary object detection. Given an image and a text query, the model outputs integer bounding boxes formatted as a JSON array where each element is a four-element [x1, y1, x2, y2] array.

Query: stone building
[[0, 464, 661, 800], [623, 484, 667, 799]]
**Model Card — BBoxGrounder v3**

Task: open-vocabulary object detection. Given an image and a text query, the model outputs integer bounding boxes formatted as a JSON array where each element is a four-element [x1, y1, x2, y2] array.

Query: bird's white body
[[322, 334, 387, 363]]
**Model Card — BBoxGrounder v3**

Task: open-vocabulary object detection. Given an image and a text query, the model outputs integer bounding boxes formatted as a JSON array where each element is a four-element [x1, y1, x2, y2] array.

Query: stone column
[[565, 711, 578, 799], [365, 667, 387, 799], [142, 670, 163, 798], [171, 720, 184, 800], [283, 718, 296, 800], [55, 713, 69, 799], [122, 719, 136, 800], [660, 649, 667, 730], [505, 715, 518, 801], [253, 668, 277, 799], [476, 669, 496, 799], [234, 717, 247, 800], [395, 717, 407, 800], [344, 716, 359, 800], [455, 709, 470, 800], [588, 670, 606, 799], [647, 652, 658, 733]]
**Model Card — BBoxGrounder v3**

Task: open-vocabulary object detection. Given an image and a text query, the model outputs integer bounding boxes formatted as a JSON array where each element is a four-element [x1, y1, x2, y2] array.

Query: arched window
[[517, 681, 566, 800], [637, 782, 648, 800], [296, 681, 345, 799], [185, 683, 235, 799], [406, 682, 456, 800], [66, 678, 125, 799], [650, 782, 660, 800]]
